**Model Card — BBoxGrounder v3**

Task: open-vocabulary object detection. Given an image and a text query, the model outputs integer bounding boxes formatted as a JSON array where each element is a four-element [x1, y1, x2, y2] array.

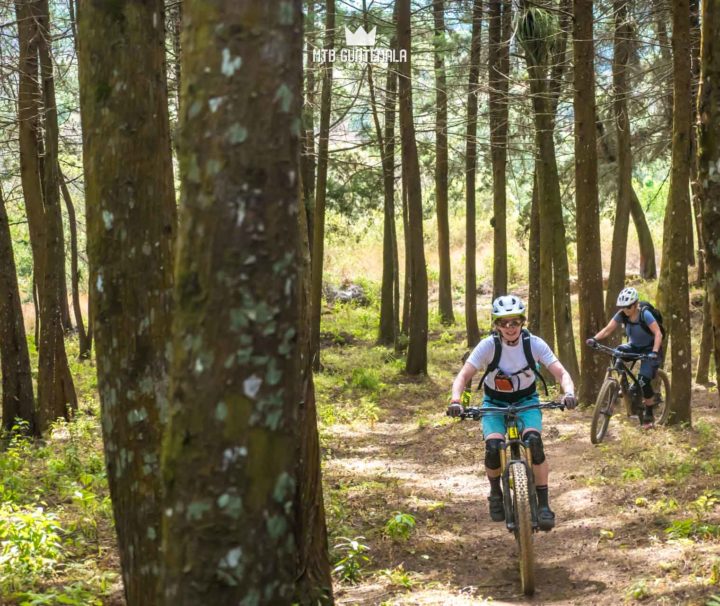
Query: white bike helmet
[[491, 295, 526, 320], [616, 287, 639, 307]]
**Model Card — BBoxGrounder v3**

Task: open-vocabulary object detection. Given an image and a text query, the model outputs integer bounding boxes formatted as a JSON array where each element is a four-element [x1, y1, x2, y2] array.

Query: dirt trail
[[327, 380, 720, 605]]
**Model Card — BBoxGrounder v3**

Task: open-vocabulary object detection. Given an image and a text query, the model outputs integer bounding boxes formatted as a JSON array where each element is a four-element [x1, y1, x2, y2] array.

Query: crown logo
[[345, 26, 376, 46]]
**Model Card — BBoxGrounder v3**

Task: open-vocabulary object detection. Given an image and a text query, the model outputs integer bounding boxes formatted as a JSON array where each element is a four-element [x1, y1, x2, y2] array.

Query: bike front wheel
[[590, 378, 619, 444], [653, 370, 671, 425], [511, 463, 535, 596]]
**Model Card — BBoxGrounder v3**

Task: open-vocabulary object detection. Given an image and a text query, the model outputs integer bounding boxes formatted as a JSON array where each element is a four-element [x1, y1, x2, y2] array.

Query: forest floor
[[319, 304, 720, 606]]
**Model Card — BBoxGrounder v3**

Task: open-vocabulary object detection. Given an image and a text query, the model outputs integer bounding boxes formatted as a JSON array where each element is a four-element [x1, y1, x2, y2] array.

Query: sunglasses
[[621, 303, 636, 310], [496, 319, 523, 329]]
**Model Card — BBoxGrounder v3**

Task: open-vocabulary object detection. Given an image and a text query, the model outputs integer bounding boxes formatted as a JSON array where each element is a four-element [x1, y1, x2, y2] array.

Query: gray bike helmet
[[616, 287, 639, 307], [491, 295, 526, 320]]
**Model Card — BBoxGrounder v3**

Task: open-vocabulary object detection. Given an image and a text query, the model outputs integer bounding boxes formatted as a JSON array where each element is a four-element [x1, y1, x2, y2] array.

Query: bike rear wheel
[[590, 378, 619, 444], [511, 463, 535, 595], [653, 370, 671, 424]]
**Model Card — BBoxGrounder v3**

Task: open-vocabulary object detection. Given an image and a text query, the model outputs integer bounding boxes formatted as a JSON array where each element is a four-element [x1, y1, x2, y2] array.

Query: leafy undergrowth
[[317, 295, 720, 605], [0, 340, 121, 605]]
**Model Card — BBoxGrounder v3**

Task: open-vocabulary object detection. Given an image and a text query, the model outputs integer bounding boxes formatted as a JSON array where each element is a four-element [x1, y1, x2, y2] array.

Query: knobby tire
[[511, 463, 535, 596], [590, 379, 618, 444]]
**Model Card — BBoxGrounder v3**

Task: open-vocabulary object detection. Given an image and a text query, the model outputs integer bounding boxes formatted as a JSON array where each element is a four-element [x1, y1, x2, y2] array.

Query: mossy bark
[[77, 0, 176, 602], [161, 1, 305, 602]]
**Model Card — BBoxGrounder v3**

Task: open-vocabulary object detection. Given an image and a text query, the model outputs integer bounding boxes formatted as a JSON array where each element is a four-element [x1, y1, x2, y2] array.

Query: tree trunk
[[433, 0, 454, 325], [310, 0, 335, 371], [522, 7, 577, 376], [696, 295, 713, 385], [698, 0, 720, 402], [605, 0, 633, 317], [690, 0, 703, 279], [401, 173, 411, 337], [629, 187, 657, 280], [399, 0, 428, 375], [377, 17, 399, 346], [465, 0, 482, 348], [295, 174, 333, 605], [656, 3, 674, 136], [573, 0, 606, 402], [162, 2, 306, 601], [488, 0, 510, 299], [59, 169, 90, 358], [0, 187, 35, 433], [77, 0, 176, 601], [302, 0, 317, 243], [657, 0, 692, 425], [527, 168, 540, 335], [16, 0, 77, 432]]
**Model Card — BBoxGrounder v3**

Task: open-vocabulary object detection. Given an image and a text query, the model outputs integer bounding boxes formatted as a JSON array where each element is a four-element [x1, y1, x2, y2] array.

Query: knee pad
[[524, 431, 545, 465], [638, 375, 654, 399], [484, 439, 505, 470]]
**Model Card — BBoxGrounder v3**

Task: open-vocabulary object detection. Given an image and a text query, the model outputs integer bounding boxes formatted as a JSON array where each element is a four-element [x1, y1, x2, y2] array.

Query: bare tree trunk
[[302, 0, 318, 243], [310, 0, 335, 371], [696, 295, 713, 384], [78, 0, 176, 601], [401, 173, 411, 337], [465, 0, 482, 348], [573, 0, 606, 402], [605, 0, 633, 320], [376, 32, 399, 345], [433, 0, 454, 325], [295, 165, 333, 605], [16, 0, 77, 431], [658, 0, 692, 424], [398, 0, 428, 375], [0, 187, 35, 433], [488, 0, 510, 299], [629, 187, 657, 279], [59, 169, 90, 358], [527, 168, 540, 335], [698, 0, 720, 400]]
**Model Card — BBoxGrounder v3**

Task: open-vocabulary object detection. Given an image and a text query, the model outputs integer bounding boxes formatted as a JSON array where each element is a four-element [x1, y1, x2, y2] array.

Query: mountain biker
[[586, 286, 663, 428], [447, 295, 577, 531]]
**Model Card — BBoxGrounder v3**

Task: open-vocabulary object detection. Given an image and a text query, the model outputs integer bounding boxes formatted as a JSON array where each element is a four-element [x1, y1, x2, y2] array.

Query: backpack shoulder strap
[[522, 329, 549, 396], [477, 333, 502, 392], [637, 303, 655, 336]]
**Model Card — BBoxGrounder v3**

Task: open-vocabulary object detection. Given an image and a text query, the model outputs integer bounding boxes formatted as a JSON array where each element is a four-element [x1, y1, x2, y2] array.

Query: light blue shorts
[[481, 393, 542, 439]]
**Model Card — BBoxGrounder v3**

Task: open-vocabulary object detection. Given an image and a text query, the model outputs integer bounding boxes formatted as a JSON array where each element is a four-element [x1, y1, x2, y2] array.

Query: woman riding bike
[[586, 286, 663, 428], [448, 295, 577, 531]]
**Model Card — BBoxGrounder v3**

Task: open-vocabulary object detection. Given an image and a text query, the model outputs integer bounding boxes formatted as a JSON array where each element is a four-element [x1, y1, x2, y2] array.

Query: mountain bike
[[454, 401, 566, 596], [587, 341, 671, 444]]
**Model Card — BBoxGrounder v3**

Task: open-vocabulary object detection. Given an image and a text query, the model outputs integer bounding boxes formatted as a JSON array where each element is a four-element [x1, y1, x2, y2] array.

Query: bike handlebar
[[586, 341, 652, 360], [454, 401, 566, 420]]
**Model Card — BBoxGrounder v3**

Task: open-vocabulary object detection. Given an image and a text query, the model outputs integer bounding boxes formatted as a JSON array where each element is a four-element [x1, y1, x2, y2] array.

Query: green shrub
[[332, 537, 371, 583], [384, 512, 416, 541]]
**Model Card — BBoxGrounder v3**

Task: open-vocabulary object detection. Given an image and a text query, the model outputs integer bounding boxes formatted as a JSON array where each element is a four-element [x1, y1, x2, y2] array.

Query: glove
[[562, 393, 578, 410], [586, 338, 597, 347], [447, 402, 464, 417], [648, 351, 658, 361]]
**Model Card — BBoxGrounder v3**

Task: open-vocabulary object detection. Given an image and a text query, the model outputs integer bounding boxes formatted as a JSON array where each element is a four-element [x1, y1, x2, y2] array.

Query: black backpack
[[621, 300, 666, 339], [464, 328, 549, 396]]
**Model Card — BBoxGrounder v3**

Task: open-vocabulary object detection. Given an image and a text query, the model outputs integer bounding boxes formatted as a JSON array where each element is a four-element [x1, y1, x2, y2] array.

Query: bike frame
[[593, 342, 650, 414], [460, 402, 564, 533]]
